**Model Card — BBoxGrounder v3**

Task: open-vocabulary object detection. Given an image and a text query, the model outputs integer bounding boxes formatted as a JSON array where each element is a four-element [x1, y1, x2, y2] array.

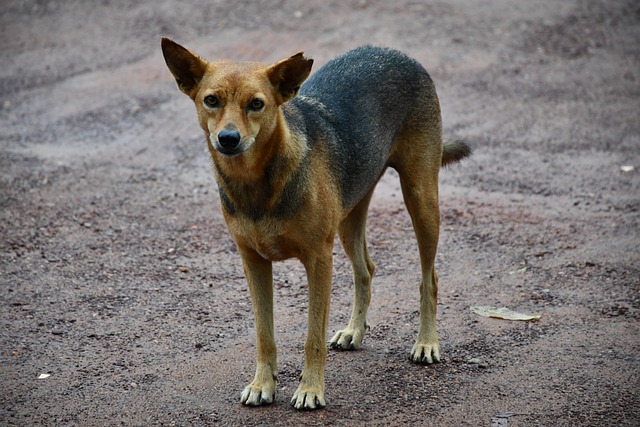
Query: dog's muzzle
[[215, 129, 243, 156]]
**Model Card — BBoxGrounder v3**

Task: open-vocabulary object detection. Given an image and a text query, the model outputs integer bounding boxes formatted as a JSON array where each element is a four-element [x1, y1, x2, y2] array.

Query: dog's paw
[[329, 326, 365, 350], [291, 384, 326, 410], [240, 382, 276, 407], [410, 341, 441, 364]]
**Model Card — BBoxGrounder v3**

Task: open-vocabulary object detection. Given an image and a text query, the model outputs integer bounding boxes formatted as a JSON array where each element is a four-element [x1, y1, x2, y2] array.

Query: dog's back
[[285, 45, 441, 210]]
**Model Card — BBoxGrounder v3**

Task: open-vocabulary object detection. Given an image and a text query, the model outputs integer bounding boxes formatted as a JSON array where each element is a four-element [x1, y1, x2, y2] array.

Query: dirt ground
[[1, 0, 639, 425]]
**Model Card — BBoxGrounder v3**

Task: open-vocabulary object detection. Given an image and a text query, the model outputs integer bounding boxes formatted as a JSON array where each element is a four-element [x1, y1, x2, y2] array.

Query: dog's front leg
[[238, 248, 278, 406], [291, 250, 333, 410]]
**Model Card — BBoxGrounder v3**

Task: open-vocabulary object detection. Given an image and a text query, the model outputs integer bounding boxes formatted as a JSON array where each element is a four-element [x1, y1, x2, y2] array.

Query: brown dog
[[161, 38, 471, 410]]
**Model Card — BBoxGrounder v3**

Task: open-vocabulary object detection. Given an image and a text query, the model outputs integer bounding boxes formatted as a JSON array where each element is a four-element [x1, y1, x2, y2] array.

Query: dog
[[161, 38, 471, 410]]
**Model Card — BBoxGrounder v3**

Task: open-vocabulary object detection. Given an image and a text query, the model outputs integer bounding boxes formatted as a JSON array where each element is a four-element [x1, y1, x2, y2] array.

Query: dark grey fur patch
[[293, 45, 439, 209]]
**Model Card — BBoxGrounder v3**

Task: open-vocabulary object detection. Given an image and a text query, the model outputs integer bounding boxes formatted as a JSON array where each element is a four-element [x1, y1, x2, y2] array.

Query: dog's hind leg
[[330, 189, 376, 351], [397, 159, 442, 364]]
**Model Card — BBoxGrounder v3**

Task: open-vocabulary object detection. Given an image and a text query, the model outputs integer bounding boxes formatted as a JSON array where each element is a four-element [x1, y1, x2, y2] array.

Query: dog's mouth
[[212, 137, 255, 158], [214, 143, 245, 157]]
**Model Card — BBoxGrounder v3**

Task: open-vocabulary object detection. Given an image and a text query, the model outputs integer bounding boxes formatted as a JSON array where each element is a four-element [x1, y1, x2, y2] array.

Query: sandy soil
[[1, 0, 639, 425]]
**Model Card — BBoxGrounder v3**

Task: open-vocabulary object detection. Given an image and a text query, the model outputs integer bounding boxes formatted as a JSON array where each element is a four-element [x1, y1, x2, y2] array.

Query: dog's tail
[[442, 140, 472, 167]]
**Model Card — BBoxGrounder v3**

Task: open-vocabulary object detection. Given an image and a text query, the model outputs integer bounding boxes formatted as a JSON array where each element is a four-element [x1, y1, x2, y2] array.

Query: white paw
[[410, 341, 441, 364], [291, 385, 326, 410], [240, 383, 275, 406], [329, 326, 365, 350]]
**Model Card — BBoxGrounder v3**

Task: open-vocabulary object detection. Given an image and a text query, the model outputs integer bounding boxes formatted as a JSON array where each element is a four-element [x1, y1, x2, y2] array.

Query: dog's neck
[[210, 109, 308, 220]]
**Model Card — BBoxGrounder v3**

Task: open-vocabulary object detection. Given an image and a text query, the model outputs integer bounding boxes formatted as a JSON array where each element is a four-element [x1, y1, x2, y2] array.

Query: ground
[[1, 0, 639, 426]]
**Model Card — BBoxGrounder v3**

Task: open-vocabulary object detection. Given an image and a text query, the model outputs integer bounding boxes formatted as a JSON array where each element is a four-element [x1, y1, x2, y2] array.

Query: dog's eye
[[204, 95, 219, 108], [248, 98, 264, 111]]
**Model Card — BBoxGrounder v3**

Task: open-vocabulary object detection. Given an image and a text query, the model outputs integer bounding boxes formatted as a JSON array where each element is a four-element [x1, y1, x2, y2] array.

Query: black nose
[[217, 129, 241, 149]]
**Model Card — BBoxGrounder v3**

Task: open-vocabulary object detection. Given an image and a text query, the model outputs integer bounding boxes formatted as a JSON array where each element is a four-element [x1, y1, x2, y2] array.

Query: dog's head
[[161, 38, 313, 159]]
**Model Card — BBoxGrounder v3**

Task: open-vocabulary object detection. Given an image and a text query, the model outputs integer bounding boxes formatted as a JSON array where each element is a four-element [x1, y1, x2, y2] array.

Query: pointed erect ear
[[266, 52, 314, 104], [161, 38, 208, 99]]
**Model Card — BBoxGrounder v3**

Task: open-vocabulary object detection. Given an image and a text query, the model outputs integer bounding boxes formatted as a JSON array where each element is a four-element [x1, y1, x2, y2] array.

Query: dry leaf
[[509, 267, 527, 275], [470, 306, 542, 321]]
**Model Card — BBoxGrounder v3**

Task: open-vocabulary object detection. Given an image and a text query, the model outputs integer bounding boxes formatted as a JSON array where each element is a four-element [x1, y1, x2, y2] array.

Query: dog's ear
[[266, 52, 314, 104], [161, 38, 208, 99]]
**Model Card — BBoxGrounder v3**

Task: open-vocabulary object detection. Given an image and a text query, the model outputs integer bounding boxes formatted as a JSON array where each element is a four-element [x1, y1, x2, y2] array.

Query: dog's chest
[[253, 237, 287, 261], [232, 219, 299, 261]]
